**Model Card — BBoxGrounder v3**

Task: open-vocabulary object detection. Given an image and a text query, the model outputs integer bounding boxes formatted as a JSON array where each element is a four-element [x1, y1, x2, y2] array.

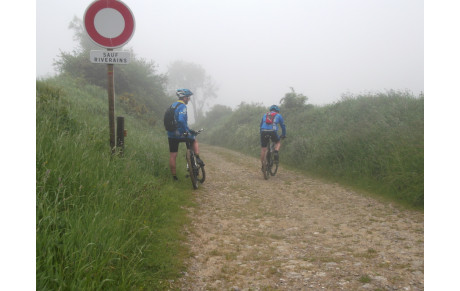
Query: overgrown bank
[[197, 90, 424, 207], [36, 75, 423, 289], [36, 76, 193, 290]]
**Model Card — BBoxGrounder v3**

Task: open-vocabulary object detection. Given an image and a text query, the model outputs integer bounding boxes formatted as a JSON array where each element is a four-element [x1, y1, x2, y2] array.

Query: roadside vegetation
[[197, 89, 424, 208], [36, 17, 218, 289], [36, 77, 194, 289], [36, 75, 423, 289]]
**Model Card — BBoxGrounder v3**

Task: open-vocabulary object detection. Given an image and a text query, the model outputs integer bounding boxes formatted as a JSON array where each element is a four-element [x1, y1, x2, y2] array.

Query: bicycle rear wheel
[[269, 143, 278, 176], [186, 150, 199, 189], [263, 152, 270, 180], [269, 152, 278, 176]]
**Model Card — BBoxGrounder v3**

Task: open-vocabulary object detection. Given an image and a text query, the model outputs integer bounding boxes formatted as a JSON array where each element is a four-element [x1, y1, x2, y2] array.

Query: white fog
[[36, 0, 424, 109]]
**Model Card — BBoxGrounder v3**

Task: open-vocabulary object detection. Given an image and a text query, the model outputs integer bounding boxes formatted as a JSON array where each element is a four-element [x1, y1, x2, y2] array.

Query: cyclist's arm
[[176, 105, 190, 133], [278, 115, 286, 137]]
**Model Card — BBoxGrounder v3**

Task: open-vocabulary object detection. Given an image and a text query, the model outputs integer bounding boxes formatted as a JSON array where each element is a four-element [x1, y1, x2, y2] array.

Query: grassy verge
[[36, 77, 194, 290]]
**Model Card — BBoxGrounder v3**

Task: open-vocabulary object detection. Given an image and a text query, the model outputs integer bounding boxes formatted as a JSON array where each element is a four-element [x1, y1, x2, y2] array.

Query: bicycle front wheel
[[270, 160, 278, 176], [196, 165, 205, 184], [186, 150, 199, 189]]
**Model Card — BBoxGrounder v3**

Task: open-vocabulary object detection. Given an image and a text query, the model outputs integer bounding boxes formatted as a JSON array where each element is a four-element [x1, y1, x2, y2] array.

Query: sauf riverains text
[[92, 52, 128, 64]]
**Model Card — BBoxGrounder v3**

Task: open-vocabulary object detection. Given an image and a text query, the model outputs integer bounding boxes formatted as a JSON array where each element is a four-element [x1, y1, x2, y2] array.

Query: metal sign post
[[83, 0, 135, 154], [107, 59, 116, 153]]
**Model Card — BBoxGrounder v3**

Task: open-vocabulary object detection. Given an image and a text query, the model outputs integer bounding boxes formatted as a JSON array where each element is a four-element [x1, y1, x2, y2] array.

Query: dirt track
[[176, 145, 424, 290]]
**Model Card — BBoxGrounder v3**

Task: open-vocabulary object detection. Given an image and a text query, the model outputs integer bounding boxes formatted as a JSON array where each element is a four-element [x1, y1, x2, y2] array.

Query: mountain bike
[[184, 129, 205, 189], [262, 135, 279, 180]]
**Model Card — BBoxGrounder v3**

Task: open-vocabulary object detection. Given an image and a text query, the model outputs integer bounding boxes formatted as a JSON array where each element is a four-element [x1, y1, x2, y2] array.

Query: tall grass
[[285, 91, 424, 207], [36, 77, 193, 290], [199, 91, 423, 208]]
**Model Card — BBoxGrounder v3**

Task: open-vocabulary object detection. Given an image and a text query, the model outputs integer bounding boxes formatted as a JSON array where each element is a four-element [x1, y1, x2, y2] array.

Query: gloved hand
[[189, 129, 198, 135], [281, 135, 286, 139]]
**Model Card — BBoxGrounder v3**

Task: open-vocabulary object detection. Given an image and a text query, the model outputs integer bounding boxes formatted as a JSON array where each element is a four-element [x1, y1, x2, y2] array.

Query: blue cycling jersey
[[260, 111, 286, 136], [167, 101, 194, 139]]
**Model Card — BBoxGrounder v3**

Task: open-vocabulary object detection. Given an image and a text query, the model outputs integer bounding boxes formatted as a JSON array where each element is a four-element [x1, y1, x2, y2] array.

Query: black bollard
[[117, 116, 125, 156]]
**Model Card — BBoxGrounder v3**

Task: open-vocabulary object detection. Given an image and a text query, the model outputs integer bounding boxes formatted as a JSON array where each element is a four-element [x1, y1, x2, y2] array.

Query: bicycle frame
[[184, 129, 205, 189], [262, 135, 279, 180]]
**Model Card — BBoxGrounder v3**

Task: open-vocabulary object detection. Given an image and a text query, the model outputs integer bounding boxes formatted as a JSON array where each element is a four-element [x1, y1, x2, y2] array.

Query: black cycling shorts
[[168, 138, 194, 153], [260, 131, 280, 147]]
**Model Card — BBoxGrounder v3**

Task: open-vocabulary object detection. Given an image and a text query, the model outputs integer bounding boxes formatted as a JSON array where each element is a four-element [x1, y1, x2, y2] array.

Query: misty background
[[36, 0, 424, 110]]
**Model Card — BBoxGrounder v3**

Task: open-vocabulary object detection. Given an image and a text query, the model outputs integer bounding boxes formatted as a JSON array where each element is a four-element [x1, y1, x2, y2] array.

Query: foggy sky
[[36, 0, 424, 109]]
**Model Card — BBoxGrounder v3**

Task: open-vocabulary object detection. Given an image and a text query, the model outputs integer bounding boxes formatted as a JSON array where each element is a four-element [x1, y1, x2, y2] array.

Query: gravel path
[[176, 145, 424, 290]]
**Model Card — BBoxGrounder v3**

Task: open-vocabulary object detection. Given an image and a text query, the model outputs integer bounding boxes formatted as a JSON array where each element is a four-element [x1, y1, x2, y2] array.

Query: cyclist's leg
[[169, 152, 178, 175], [168, 138, 180, 179], [191, 138, 199, 155], [270, 132, 281, 149], [260, 147, 268, 165], [260, 132, 270, 167], [271, 133, 281, 162], [274, 140, 281, 151]]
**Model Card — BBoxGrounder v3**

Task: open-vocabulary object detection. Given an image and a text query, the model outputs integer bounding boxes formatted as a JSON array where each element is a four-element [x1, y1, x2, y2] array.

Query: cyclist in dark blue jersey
[[167, 89, 204, 181], [260, 105, 286, 169]]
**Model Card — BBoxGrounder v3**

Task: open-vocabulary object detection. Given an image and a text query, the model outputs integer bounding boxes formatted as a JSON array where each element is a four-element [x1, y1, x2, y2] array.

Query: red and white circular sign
[[84, 0, 135, 49]]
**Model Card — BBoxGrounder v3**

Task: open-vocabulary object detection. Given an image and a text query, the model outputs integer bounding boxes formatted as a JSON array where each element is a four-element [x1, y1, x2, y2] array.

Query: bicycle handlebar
[[183, 128, 204, 137]]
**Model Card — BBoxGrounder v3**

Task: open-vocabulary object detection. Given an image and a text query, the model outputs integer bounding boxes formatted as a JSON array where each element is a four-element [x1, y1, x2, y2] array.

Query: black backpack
[[163, 103, 181, 131]]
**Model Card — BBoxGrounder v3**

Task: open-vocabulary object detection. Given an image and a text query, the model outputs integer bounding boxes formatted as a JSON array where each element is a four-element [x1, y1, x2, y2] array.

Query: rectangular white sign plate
[[90, 50, 131, 64]]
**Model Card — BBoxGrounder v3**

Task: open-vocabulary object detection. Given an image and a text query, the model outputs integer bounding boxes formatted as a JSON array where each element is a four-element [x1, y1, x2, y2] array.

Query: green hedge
[[198, 91, 423, 207]]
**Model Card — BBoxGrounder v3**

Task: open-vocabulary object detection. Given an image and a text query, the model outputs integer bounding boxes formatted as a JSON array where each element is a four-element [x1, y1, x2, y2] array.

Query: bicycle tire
[[266, 141, 278, 176], [269, 143, 278, 176], [186, 150, 199, 189], [196, 164, 205, 184], [270, 161, 278, 176], [263, 152, 270, 180]]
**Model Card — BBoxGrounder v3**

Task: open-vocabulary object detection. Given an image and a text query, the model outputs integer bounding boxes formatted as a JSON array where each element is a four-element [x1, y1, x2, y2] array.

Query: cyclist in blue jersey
[[167, 89, 204, 181], [260, 105, 286, 169]]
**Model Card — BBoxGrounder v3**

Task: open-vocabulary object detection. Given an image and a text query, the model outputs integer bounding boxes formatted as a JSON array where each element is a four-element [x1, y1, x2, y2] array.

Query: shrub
[[199, 90, 424, 207]]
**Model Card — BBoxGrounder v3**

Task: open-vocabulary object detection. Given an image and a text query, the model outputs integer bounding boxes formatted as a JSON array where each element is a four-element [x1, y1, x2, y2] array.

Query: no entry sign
[[84, 0, 135, 49]]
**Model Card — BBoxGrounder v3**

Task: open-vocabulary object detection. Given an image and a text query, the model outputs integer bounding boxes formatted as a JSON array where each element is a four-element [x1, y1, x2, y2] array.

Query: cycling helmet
[[176, 88, 193, 98], [269, 105, 280, 112]]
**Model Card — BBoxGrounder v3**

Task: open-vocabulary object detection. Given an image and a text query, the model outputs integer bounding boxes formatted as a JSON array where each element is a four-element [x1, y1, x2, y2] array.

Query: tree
[[167, 60, 218, 122], [205, 104, 233, 123], [68, 16, 100, 53], [194, 104, 233, 130], [54, 17, 171, 120], [280, 88, 309, 112]]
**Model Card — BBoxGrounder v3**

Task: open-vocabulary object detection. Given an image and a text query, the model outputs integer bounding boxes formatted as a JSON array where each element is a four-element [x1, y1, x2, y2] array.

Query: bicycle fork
[[186, 152, 197, 172]]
